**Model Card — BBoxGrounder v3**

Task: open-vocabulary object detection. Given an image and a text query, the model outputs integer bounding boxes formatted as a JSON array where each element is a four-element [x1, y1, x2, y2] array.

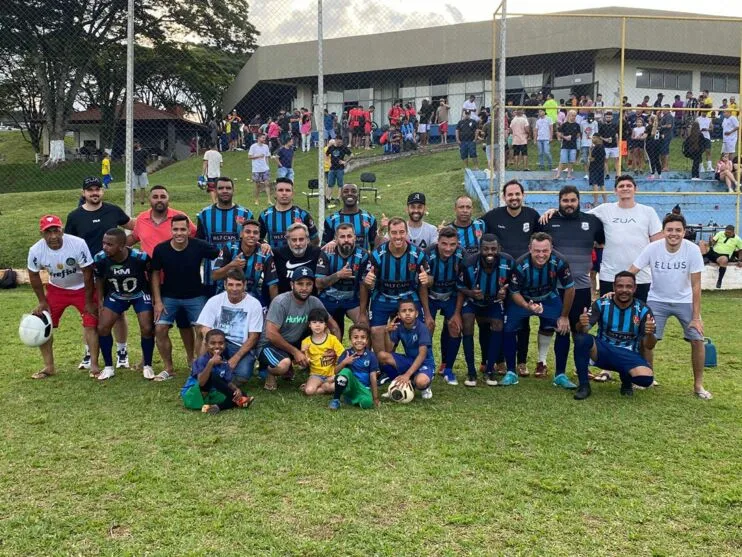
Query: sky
[[250, 1, 742, 45]]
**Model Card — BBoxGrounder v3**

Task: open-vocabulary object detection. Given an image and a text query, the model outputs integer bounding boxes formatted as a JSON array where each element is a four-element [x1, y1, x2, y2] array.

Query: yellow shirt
[[301, 333, 344, 377], [323, 151, 331, 172], [730, 102, 738, 117], [711, 231, 742, 256], [101, 158, 110, 175]]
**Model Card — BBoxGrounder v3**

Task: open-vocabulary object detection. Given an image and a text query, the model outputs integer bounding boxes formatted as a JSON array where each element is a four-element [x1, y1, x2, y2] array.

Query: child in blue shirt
[[329, 323, 380, 410]]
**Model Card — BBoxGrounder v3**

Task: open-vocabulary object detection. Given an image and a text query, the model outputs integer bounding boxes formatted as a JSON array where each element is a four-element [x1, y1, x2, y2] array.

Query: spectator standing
[[555, 110, 580, 179], [672, 95, 685, 137], [645, 115, 663, 179], [579, 114, 599, 176], [275, 137, 295, 183], [462, 95, 479, 122], [418, 99, 434, 147], [325, 138, 352, 203], [202, 142, 223, 204], [683, 122, 704, 179], [659, 106, 674, 171], [534, 109, 553, 171], [695, 110, 714, 172], [455, 110, 479, 170], [323, 109, 336, 144], [132, 140, 149, 205], [598, 111, 620, 179], [509, 109, 530, 171], [300, 110, 312, 152], [248, 134, 272, 206], [721, 109, 739, 156], [434, 99, 451, 144]]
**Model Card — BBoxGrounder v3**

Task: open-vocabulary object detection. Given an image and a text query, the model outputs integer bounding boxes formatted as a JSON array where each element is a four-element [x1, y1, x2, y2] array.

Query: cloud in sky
[[249, 0, 742, 45]]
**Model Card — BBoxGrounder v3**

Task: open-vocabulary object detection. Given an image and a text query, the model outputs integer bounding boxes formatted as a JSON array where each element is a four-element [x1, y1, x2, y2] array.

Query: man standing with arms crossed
[[258, 177, 319, 250], [628, 214, 711, 399], [248, 133, 272, 206]]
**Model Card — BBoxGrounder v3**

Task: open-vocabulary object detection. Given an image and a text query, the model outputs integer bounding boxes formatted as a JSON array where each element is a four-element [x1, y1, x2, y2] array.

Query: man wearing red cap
[[26, 215, 99, 379]]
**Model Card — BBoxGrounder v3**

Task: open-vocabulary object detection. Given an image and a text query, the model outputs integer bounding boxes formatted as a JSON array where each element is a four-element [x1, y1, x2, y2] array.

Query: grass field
[[1, 143, 741, 554]]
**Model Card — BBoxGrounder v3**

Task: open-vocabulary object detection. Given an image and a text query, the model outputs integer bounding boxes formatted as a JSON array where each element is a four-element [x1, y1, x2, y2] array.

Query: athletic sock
[[446, 335, 462, 370], [462, 335, 476, 377], [537, 333, 552, 364], [554, 334, 570, 376], [572, 333, 592, 386], [84, 344, 90, 357], [632, 375, 654, 388], [334, 372, 348, 399], [117, 342, 127, 352], [516, 325, 530, 364], [99, 335, 114, 367], [718, 267, 727, 283], [486, 331, 503, 374], [141, 337, 155, 366], [503, 331, 517, 371], [439, 326, 449, 365], [478, 326, 491, 368]]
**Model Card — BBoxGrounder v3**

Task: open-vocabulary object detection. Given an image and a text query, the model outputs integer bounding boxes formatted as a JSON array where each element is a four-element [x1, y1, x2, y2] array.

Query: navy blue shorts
[[463, 300, 504, 321], [370, 299, 422, 327], [321, 297, 360, 315], [389, 353, 434, 384], [429, 297, 457, 321], [104, 293, 153, 315], [258, 345, 293, 369], [591, 337, 652, 376], [459, 141, 477, 160], [504, 295, 562, 333]]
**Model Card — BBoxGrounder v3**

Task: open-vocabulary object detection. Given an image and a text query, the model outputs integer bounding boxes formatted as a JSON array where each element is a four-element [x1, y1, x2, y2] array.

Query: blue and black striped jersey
[[259, 205, 318, 250], [453, 219, 486, 257], [510, 251, 574, 302], [457, 252, 515, 307], [93, 248, 150, 300], [426, 244, 464, 301], [315, 247, 369, 302], [589, 297, 652, 353], [217, 243, 278, 302], [322, 210, 378, 250], [196, 204, 254, 285], [367, 243, 427, 303]]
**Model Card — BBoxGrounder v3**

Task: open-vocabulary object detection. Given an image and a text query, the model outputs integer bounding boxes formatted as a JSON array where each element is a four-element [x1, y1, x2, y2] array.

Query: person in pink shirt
[[508, 109, 530, 170], [300, 110, 312, 152], [267, 118, 281, 154], [715, 153, 739, 193]]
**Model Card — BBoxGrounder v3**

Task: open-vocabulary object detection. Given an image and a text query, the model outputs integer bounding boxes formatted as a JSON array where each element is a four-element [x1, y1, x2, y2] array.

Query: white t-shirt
[[535, 117, 552, 141], [631, 126, 646, 140], [407, 222, 439, 250], [722, 116, 739, 143], [462, 100, 479, 121], [196, 292, 264, 346], [202, 149, 223, 178], [580, 120, 598, 143], [696, 116, 711, 140], [589, 202, 662, 284], [633, 239, 704, 303], [27, 234, 92, 290], [248, 143, 271, 173]]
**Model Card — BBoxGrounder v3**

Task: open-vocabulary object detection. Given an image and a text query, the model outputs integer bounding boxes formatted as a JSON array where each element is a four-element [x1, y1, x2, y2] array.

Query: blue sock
[[554, 333, 570, 376], [572, 333, 593, 386], [478, 326, 491, 367], [503, 331, 517, 371], [486, 330, 503, 374], [446, 335, 462, 369], [141, 336, 155, 366], [463, 335, 476, 377], [99, 334, 113, 367]]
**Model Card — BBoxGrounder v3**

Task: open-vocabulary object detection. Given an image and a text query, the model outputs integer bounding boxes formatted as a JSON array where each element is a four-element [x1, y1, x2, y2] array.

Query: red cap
[[39, 214, 63, 232]]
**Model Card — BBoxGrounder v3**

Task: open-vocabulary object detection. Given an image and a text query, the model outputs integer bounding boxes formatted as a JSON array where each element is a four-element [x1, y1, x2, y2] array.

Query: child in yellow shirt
[[101, 152, 112, 188], [300, 307, 344, 396]]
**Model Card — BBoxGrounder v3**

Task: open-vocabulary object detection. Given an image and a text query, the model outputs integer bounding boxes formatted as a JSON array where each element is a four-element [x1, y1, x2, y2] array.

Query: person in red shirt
[[349, 105, 364, 148], [388, 100, 404, 127], [363, 106, 374, 150]]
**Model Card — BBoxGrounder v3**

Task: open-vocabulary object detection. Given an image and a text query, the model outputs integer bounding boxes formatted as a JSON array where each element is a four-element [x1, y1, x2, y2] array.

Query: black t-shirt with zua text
[[65, 202, 130, 255], [151, 238, 220, 299]]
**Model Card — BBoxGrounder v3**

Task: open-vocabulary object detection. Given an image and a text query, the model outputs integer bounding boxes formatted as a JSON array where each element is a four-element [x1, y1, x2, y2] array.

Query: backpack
[[0, 269, 17, 289]]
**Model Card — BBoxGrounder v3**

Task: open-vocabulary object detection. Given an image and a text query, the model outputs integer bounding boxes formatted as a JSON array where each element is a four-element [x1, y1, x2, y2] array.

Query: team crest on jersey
[[235, 216, 246, 226], [408, 263, 417, 271], [57, 263, 65, 270], [549, 271, 556, 278], [255, 263, 263, 272], [362, 220, 370, 228], [523, 223, 530, 232], [294, 217, 303, 224], [581, 222, 590, 230], [65, 258, 76, 266], [353, 264, 360, 272], [633, 315, 641, 325], [475, 229, 482, 238]]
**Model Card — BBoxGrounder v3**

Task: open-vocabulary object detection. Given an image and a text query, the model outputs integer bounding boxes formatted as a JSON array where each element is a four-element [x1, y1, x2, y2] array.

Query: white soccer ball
[[19, 311, 53, 347], [387, 379, 415, 404]]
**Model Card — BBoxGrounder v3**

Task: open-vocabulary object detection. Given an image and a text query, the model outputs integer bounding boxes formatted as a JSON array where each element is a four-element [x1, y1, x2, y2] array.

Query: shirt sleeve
[[416, 323, 433, 347], [258, 213, 268, 242], [688, 243, 705, 274], [150, 245, 163, 271], [27, 245, 41, 272], [247, 300, 264, 333], [263, 256, 278, 286], [300, 337, 310, 352], [632, 243, 653, 270], [368, 352, 380, 372], [594, 217, 606, 245], [305, 213, 318, 240], [194, 297, 218, 328], [315, 252, 330, 278], [557, 259, 574, 289], [190, 355, 207, 378], [509, 265, 524, 295], [638, 305, 654, 337], [389, 326, 400, 345], [321, 218, 333, 245], [77, 242, 93, 268], [331, 335, 344, 357], [116, 205, 131, 226], [367, 217, 378, 246], [588, 301, 601, 328], [647, 207, 662, 237], [195, 213, 206, 240], [202, 241, 221, 260], [265, 297, 287, 327]]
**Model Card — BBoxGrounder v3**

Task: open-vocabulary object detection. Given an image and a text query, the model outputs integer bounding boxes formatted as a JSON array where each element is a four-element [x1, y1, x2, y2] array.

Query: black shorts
[[600, 280, 649, 303], [706, 249, 728, 263], [592, 247, 603, 272], [352, 127, 364, 136], [513, 144, 528, 156]]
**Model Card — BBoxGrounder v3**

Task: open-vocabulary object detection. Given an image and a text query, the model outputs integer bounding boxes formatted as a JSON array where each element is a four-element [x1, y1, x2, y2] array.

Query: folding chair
[[304, 178, 320, 208], [359, 172, 379, 203]]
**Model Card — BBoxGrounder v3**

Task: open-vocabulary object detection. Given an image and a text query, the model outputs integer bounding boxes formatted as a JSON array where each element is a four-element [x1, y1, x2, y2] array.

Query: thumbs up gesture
[[437, 219, 447, 231], [645, 315, 656, 335], [363, 265, 377, 288], [232, 253, 247, 269], [578, 306, 590, 328], [337, 263, 353, 279], [496, 283, 509, 301], [472, 286, 484, 301], [419, 266, 432, 286]]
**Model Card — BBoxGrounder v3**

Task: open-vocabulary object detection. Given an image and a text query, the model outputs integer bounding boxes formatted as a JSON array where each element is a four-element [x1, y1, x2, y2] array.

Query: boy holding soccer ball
[[329, 323, 380, 410], [377, 298, 435, 400]]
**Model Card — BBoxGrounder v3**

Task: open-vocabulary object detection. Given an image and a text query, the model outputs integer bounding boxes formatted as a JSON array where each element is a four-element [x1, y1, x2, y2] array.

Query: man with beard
[[378, 192, 438, 249], [315, 223, 369, 339], [572, 271, 656, 401], [273, 223, 322, 293], [258, 177, 318, 250], [65, 176, 134, 371], [256, 266, 341, 391], [212, 219, 279, 306], [538, 186, 604, 384], [502, 233, 574, 387], [128, 185, 198, 367], [598, 111, 620, 180], [360, 218, 432, 354], [449, 234, 513, 387], [196, 178, 254, 298], [424, 226, 464, 385], [482, 180, 540, 377], [321, 183, 379, 251]]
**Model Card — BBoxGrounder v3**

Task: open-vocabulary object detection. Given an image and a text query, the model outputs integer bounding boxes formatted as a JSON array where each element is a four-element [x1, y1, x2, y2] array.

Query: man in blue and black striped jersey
[[450, 195, 486, 257], [503, 232, 574, 387], [258, 178, 318, 250], [451, 234, 515, 387], [360, 217, 432, 353], [196, 178, 254, 297], [315, 222, 369, 339], [321, 183, 379, 251], [425, 226, 465, 385], [93, 228, 155, 381], [211, 219, 279, 306], [572, 271, 656, 400]]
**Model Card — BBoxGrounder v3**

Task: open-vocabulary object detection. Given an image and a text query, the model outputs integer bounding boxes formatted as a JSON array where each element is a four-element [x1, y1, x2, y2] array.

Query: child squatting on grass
[[300, 308, 344, 396], [329, 323, 381, 410], [180, 329, 254, 414]]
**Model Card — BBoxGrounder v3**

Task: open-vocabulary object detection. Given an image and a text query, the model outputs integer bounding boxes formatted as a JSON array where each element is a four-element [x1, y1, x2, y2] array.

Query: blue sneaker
[[553, 374, 577, 390], [443, 368, 458, 385], [329, 398, 341, 410], [499, 370, 519, 386]]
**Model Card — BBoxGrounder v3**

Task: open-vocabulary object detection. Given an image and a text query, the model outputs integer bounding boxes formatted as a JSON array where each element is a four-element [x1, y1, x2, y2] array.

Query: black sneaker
[[620, 384, 634, 396], [377, 372, 391, 386], [574, 384, 591, 400], [716, 280, 722, 289]]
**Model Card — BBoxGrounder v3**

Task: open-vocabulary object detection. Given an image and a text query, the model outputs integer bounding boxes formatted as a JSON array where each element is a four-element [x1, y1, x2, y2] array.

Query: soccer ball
[[387, 380, 415, 403], [197, 175, 207, 190], [19, 311, 53, 347]]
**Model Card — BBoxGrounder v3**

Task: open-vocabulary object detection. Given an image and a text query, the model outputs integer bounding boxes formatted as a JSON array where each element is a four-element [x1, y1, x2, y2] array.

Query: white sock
[[84, 344, 90, 356], [537, 333, 552, 363], [117, 342, 127, 351]]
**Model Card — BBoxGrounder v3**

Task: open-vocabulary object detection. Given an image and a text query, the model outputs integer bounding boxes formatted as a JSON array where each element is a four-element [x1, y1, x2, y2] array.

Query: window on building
[[636, 68, 692, 90], [700, 72, 740, 94], [431, 77, 448, 99]]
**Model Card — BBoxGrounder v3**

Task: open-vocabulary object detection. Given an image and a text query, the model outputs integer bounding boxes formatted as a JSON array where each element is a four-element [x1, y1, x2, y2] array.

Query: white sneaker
[[142, 365, 155, 380], [485, 376, 499, 386], [695, 388, 713, 400], [97, 366, 115, 381], [421, 387, 433, 400], [464, 377, 477, 387], [706, 162, 714, 172], [116, 348, 130, 369]]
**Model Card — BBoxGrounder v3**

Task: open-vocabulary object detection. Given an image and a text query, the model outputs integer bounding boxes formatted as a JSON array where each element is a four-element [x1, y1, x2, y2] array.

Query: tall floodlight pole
[[497, 0, 507, 204], [317, 0, 325, 235]]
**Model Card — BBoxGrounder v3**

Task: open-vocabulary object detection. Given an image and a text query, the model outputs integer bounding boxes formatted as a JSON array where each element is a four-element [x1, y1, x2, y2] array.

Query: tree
[[0, 54, 45, 154]]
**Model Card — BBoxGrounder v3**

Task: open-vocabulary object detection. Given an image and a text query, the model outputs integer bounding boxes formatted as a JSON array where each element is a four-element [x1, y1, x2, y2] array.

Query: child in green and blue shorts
[[329, 323, 380, 410]]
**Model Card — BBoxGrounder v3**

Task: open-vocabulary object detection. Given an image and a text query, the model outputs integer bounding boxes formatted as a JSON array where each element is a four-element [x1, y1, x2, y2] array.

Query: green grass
[[0, 287, 740, 554]]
